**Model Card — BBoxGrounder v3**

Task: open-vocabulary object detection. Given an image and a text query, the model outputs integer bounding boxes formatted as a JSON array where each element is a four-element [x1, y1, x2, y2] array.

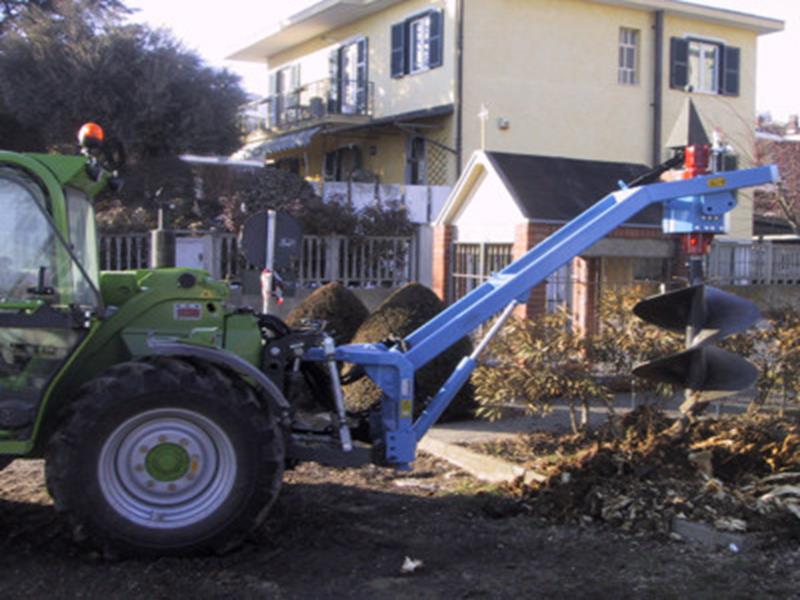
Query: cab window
[[0, 168, 58, 302]]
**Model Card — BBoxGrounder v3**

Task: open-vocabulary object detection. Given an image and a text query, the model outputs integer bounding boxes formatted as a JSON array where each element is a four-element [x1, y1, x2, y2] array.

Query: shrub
[[285, 282, 369, 345], [473, 310, 612, 433], [343, 283, 476, 422], [728, 306, 800, 415], [592, 285, 682, 402]]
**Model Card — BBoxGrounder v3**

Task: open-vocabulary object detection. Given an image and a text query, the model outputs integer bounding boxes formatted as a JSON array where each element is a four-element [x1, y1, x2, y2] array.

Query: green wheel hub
[[145, 443, 190, 482]]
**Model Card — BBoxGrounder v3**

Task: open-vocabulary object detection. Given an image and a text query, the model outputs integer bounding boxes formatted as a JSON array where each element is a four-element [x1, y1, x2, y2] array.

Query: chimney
[[787, 114, 800, 135]]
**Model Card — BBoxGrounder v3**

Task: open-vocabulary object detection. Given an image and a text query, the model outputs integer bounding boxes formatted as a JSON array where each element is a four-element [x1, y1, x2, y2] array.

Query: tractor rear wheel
[[46, 357, 285, 557]]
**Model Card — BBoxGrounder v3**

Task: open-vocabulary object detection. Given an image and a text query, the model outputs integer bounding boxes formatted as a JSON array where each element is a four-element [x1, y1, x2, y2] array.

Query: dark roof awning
[[484, 152, 661, 226], [232, 126, 321, 161]]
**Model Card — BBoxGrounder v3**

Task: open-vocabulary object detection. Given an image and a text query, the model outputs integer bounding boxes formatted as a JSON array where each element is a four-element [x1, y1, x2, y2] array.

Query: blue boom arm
[[306, 165, 780, 469]]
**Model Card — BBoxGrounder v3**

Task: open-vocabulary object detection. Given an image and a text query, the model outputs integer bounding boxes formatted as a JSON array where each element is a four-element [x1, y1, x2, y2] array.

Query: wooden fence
[[708, 241, 800, 286]]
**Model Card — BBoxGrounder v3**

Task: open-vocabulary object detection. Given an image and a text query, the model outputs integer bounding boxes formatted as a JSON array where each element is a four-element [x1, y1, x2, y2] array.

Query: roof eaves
[[435, 151, 494, 226], [227, 0, 404, 63], [588, 0, 784, 35]]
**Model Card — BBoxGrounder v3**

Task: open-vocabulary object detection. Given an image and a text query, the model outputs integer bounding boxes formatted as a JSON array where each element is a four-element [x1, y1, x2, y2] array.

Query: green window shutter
[[391, 22, 405, 77], [428, 9, 444, 68], [328, 48, 340, 112], [670, 37, 689, 89], [356, 38, 369, 113], [720, 45, 740, 97], [268, 72, 279, 126]]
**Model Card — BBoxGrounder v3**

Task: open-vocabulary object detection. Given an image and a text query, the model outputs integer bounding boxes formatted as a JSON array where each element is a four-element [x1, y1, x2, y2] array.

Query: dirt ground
[[0, 456, 799, 599]]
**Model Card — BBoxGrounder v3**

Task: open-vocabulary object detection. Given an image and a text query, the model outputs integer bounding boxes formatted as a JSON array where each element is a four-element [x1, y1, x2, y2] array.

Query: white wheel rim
[[98, 408, 237, 530]]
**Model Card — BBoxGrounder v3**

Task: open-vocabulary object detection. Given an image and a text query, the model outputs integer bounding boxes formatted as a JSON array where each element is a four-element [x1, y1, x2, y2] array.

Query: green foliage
[[473, 310, 613, 433], [219, 171, 414, 236], [0, 0, 129, 35], [0, 2, 246, 159], [95, 156, 207, 232], [727, 306, 800, 415], [592, 285, 682, 401]]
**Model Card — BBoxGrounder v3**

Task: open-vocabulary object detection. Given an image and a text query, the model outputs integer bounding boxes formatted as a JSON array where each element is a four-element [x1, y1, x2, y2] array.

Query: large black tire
[[46, 357, 285, 557]]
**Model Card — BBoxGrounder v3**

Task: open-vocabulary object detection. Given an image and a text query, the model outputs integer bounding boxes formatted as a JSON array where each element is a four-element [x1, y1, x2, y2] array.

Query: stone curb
[[670, 517, 757, 551], [418, 436, 545, 484]]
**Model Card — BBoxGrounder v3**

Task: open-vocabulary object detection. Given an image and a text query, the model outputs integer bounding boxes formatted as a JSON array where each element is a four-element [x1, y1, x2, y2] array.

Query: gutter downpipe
[[455, 0, 465, 178], [652, 10, 664, 166]]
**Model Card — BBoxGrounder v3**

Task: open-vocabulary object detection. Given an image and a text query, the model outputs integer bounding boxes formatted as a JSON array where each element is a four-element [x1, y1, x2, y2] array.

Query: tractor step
[[0, 400, 35, 428]]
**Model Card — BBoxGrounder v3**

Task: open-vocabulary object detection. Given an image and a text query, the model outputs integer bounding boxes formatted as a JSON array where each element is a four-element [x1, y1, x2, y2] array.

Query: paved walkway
[[427, 391, 756, 445]]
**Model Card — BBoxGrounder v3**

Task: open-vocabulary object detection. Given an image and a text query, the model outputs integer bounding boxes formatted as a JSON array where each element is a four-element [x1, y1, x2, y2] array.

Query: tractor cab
[[0, 125, 112, 431]]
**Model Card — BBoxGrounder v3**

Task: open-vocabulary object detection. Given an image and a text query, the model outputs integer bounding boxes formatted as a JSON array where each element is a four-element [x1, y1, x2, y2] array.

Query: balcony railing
[[245, 78, 374, 134]]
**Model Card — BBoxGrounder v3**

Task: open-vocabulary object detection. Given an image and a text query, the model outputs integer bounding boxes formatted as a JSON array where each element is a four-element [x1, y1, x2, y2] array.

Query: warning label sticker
[[174, 303, 202, 320]]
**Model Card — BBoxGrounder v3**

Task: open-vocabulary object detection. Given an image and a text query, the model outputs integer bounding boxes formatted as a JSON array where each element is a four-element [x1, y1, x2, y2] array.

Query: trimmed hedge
[[286, 282, 369, 344]]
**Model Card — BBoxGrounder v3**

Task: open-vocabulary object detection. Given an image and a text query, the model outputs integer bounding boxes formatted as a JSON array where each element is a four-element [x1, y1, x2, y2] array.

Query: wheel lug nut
[[135, 464, 144, 472], [146, 480, 155, 488], [139, 446, 148, 454], [186, 474, 194, 481], [167, 483, 177, 492], [158, 435, 167, 443], [180, 438, 189, 446]]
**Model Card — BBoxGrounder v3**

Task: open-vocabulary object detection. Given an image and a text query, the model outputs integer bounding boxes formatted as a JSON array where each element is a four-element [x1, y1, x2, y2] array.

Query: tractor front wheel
[[46, 358, 285, 556]]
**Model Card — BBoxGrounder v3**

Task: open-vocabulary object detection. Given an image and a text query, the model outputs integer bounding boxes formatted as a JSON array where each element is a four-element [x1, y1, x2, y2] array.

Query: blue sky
[[127, 0, 800, 120]]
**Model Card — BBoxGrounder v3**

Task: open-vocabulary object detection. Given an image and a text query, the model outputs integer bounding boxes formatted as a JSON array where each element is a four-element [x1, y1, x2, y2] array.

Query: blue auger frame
[[306, 165, 780, 469]]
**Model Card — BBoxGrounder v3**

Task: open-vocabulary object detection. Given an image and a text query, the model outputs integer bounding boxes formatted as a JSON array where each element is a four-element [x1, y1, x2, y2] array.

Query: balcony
[[246, 78, 374, 135]]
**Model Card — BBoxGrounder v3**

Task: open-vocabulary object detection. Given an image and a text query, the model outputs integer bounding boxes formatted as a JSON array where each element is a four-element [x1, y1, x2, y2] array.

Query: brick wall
[[432, 224, 454, 301], [439, 220, 673, 331]]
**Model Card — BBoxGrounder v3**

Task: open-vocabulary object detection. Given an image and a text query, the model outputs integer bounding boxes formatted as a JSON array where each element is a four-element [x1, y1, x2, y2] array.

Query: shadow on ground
[[0, 462, 797, 599]]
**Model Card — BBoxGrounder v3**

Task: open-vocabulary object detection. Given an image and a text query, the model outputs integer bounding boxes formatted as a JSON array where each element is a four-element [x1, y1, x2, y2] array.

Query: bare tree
[[754, 132, 800, 236]]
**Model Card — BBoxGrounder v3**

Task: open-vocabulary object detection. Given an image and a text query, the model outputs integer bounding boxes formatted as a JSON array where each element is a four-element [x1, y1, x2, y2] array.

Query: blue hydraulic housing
[[662, 173, 743, 234], [305, 165, 780, 469]]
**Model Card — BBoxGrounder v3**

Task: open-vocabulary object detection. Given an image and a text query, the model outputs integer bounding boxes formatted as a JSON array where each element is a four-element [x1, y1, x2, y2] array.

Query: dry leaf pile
[[492, 408, 800, 541]]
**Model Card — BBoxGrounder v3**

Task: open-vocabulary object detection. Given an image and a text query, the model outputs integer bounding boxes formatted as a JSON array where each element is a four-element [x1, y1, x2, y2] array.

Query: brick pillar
[[432, 224, 454, 302], [513, 222, 550, 320], [571, 256, 601, 336]]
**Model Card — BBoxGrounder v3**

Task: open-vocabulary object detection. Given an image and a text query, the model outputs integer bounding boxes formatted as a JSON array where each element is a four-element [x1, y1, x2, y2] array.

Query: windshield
[[0, 168, 59, 302], [65, 187, 100, 306], [0, 168, 99, 308]]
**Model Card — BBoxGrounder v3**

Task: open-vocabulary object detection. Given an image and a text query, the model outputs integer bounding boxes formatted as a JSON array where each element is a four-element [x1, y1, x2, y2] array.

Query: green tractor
[[0, 126, 334, 556]]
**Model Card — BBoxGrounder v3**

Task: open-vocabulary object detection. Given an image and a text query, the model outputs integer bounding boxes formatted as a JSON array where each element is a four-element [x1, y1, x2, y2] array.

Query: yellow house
[[229, 0, 781, 240]]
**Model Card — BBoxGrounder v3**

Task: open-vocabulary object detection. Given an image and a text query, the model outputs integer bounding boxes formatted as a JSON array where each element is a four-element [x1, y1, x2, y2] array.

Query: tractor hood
[[100, 268, 229, 309]]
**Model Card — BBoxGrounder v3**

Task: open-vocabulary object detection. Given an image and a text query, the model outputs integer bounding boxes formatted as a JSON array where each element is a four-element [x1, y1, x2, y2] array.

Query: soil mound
[[502, 409, 800, 542], [286, 283, 369, 344], [343, 283, 476, 422]]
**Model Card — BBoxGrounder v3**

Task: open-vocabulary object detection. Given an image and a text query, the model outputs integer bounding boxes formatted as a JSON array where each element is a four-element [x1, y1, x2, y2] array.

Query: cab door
[[0, 166, 99, 432]]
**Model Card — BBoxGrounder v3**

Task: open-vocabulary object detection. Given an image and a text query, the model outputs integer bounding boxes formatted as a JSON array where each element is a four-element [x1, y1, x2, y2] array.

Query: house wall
[[448, 167, 524, 243], [267, 0, 457, 120], [461, 0, 761, 239], [462, 0, 654, 166]]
